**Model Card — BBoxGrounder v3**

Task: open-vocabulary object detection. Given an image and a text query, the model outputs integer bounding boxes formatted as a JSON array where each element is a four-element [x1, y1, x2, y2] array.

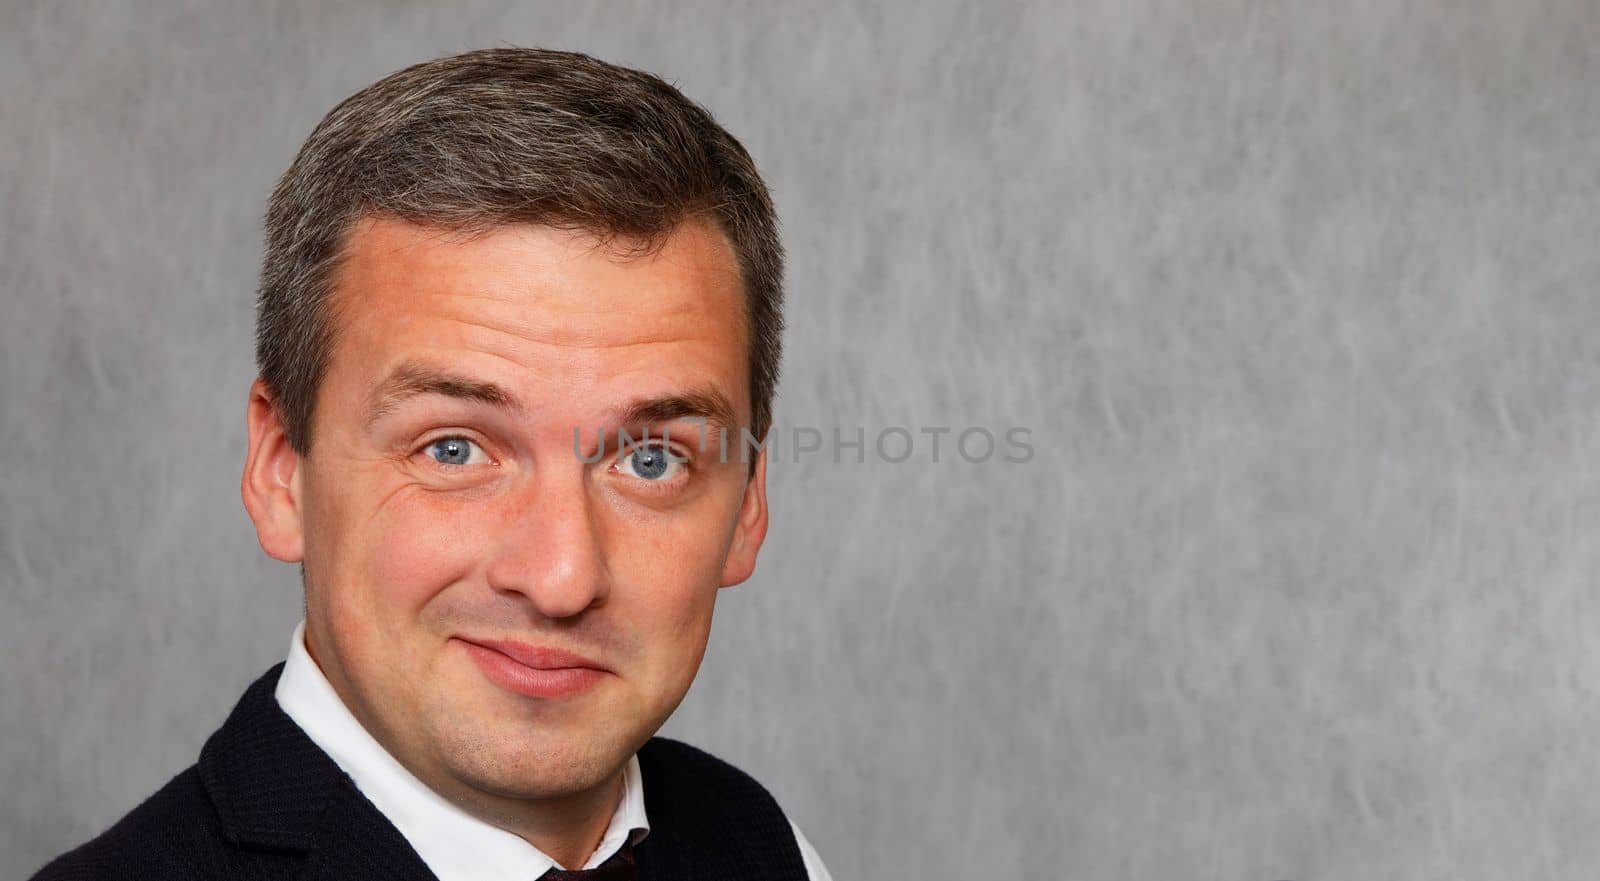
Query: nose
[[484, 467, 613, 619]]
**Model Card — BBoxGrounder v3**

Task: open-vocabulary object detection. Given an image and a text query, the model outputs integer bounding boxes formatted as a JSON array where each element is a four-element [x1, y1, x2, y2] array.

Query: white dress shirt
[[274, 622, 833, 880]]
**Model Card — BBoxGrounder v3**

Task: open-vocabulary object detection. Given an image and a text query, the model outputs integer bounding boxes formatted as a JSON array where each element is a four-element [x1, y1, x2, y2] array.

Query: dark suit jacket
[[30, 663, 808, 881]]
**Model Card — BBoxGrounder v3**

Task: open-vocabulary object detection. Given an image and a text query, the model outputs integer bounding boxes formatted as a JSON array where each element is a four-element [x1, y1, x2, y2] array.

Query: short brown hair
[[254, 47, 784, 461]]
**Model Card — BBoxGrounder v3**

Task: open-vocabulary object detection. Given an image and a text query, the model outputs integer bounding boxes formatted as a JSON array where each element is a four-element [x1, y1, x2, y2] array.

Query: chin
[[440, 727, 626, 800], [416, 688, 627, 789]]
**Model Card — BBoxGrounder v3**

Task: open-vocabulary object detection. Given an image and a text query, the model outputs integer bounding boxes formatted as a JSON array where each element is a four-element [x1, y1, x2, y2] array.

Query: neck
[[442, 768, 624, 870]]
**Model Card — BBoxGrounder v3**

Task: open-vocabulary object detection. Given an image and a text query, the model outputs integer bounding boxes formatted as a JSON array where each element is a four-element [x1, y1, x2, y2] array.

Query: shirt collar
[[273, 620, 649, 881]]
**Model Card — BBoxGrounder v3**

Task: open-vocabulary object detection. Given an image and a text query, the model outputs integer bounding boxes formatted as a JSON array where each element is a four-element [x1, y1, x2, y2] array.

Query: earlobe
[[719, 445, 770, 588], [241, 379, 307, 563]]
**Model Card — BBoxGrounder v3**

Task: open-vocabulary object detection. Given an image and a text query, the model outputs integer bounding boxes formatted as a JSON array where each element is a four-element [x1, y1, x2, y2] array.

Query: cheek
[[314, 484, 488, 642], [366, 493, 488, 615], [606, 502, 730, 647]]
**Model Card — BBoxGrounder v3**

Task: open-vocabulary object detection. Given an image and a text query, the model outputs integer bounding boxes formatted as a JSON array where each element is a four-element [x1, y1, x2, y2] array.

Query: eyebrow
[[363, 359, 741, 437], [609, 387, 740, 437], [365, 360, 522, 432]]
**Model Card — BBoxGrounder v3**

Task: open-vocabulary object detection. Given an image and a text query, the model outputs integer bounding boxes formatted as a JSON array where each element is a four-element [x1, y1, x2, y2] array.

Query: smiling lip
[[455, 637, 609, 699], [459, 638, 608, 671]]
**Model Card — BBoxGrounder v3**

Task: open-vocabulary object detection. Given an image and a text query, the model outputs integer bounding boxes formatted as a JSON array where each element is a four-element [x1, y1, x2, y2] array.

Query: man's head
[[240, 49, 782, 810]]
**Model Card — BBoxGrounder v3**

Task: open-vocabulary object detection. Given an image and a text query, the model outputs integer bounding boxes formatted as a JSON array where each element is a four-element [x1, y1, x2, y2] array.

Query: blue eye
[[620, 442, 683, 481], [426, 436, 487, 466]]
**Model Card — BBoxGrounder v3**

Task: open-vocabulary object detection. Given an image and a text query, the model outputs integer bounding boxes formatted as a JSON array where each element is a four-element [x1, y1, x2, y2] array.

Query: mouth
[[453, 637, 610, 699]]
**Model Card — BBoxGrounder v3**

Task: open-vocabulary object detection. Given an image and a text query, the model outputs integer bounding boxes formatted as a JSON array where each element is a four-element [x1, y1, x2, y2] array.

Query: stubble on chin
[[412, 675, 633, 801]]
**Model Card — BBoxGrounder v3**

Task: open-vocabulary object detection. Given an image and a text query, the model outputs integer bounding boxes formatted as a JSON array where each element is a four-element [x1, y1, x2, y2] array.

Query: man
[[33, 47, 830, 881]]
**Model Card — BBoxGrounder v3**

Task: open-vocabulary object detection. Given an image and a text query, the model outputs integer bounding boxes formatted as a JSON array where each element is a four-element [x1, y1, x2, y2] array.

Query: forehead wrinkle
[[430, 285, 705, 316], [421, 299, 717, 354]]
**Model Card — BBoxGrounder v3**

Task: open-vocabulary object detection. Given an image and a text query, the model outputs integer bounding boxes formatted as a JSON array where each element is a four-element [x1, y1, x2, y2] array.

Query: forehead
[[321, 215, 750, 426], [333, 214, 744, 342]]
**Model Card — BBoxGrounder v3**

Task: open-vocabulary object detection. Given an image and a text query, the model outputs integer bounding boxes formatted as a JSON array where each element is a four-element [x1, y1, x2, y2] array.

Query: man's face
[[244, 215, 768, 804]]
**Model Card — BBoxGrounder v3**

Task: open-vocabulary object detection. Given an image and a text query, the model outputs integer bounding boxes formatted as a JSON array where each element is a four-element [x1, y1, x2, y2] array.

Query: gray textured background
[[5, 2, 1600, 879]]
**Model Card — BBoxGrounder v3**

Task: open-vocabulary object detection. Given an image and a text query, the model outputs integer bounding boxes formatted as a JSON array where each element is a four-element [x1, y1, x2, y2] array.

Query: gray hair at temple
[[253, 47, 785, 464]]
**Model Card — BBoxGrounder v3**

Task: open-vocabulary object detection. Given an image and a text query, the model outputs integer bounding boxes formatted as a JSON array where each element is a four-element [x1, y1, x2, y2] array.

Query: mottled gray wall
[[5, 1, 1599, 878]]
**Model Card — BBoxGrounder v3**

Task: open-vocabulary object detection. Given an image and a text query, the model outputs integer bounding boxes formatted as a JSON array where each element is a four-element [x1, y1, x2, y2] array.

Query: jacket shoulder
[[638, 735, 783, 800], [635, 736, 808, 881], [28, 765, 221, 881]]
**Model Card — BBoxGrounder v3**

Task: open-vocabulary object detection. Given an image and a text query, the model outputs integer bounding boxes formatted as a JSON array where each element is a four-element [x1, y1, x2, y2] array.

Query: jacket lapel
[[197, 663, 437, 880]]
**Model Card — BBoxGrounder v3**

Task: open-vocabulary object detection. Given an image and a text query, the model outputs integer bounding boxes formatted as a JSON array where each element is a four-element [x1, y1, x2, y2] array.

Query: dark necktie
[[537, 838, 636, 881]]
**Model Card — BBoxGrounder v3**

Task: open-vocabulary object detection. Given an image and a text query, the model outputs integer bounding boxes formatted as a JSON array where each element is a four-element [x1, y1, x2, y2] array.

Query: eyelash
[[414, 433, 493, 469], [411, 435, 694, 489], [611, 441, 694, 489]]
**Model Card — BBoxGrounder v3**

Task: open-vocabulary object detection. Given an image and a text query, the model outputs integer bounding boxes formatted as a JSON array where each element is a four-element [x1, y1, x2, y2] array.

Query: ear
[[719, 444, 770, 588], [241, 378, 306, 563]]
